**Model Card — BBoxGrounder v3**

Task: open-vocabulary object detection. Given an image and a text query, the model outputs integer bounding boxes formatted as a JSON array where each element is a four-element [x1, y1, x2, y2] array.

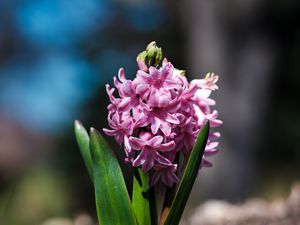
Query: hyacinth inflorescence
[[103, 42, 222, 188]]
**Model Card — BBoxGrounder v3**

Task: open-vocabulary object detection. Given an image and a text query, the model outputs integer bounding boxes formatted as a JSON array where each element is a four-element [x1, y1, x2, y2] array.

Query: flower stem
[[132, 168, 151, 225]]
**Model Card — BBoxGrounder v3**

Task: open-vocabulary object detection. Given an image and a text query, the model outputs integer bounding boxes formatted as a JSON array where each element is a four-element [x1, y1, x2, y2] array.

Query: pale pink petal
[[160, 121, 171, 137], [203, 98, 216, 106], [206, 141, 219, 150], [137, 70, 152, 83], [121, 118, 133, 130], [148, 90, 159, 107], [137, 60, 148, 72], [201, 158, 213, 167], [210, 118, 223, 127], [118, 68, 126, 82], [157, 95, 170, 108], [136, 84, 150, 98], [151, 117, 161, 135], [121, 80, 135, 97], [105, 84, 115, 102], [166, 113, 180, 124], [142, 156, 155, 172], [139, 132, 153, 140], [148, 136, 163, 147], [148, 67, 160, 79], [103, 128, 117, 136], [204, 149, 219, 156], [132, 150, 147, 167], [157, 141, 176, 152], [129, 137, 146, 150], [115, 134, 124, 145], [124, 135, 131, 152], [195, 89, 212, 99], [118, 97, 132, 112], [209, 132, 221, 139], [160, 62, 173, 80], [182, 84, 198, 99], [154, 152, 172, 166], [135, 115, 150, 128], [164, 79, 182, 90]]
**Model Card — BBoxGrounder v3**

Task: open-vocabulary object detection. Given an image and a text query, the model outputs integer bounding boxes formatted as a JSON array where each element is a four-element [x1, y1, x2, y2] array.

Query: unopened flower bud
[[136, 41, 163, 71], [174, 68, 186, 76], [146, 41, 162, 67]]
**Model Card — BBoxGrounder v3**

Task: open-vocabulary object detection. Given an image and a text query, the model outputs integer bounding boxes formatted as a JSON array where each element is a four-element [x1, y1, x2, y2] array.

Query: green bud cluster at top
[[137, 41, 163, 68]]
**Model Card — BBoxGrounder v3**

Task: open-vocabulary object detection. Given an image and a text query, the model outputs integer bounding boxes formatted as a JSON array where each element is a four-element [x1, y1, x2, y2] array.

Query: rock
[[41, 214, 95, 225], [41, 218, 73, 225], [188, 183, 300, 225]]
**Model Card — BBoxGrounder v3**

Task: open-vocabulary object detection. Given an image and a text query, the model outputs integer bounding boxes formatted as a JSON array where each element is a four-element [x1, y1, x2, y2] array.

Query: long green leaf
[[90, 128, 137, 225], [74, 120, 93, 181], [162, 121, 210, 225], [132, 167, 151, 225]]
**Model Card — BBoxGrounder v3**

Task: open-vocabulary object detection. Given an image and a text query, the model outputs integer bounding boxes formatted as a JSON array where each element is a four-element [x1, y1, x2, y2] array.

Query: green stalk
[[132, 167, 151, 225]]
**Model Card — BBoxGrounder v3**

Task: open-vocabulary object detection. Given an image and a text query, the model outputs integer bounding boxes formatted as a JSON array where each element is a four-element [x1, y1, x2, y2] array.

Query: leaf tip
[[74, 120, 82, 128], [90, 127, 100, 136]]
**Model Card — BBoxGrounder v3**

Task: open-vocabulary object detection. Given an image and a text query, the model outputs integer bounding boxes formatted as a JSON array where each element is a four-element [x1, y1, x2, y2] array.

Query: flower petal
[[151, 117, 161, 135], [137, 70, 152, 83], [121, 80, 135, 97], [157, 141, 176, 152], [154, 152, 172, 166], [141, 156, 155, 172], [132, 150, 147, 167], [106, 84, 116, 102], [129, 137, 146, 150], [148, 67, 160, 79], [103, 128, 117, 136], [160, 62, 173, 80], [201, 158, 213, 167], [136, 84, 150, 99], [157, 94, 170, 108], [118, 68, 126, 82], [148, 135, 163, 147], [166, 113, 180, 124], [124, 135, 131, 152], [118, 97, 133, 112], [160, 121, 172, 137], [206, 141, 219, 150], [204, 149, 219, 156]]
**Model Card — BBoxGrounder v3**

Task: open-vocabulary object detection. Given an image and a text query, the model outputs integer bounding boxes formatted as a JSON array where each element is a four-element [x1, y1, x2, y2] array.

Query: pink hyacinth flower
[[104, 57, 222, 188]]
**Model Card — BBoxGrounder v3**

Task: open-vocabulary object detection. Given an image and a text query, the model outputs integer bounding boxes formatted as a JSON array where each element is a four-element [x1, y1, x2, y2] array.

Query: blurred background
[[0, 0, 299, 224]]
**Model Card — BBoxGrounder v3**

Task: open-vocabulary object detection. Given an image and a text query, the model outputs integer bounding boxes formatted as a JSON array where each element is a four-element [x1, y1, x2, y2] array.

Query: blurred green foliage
[[2, 166, 71, 225]]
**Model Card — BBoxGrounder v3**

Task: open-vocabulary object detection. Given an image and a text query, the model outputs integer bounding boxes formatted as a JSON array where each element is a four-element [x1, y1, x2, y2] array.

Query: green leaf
[[162, 121, 210, 225], [132, 167, 151, 225], [74, 120, 93, 181], [89, 128, 137, 225]]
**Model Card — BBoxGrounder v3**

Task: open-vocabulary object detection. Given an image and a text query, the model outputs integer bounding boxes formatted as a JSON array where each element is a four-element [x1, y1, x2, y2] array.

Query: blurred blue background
[[0, 0, 168, 133], [0, 0, 299, 224]]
